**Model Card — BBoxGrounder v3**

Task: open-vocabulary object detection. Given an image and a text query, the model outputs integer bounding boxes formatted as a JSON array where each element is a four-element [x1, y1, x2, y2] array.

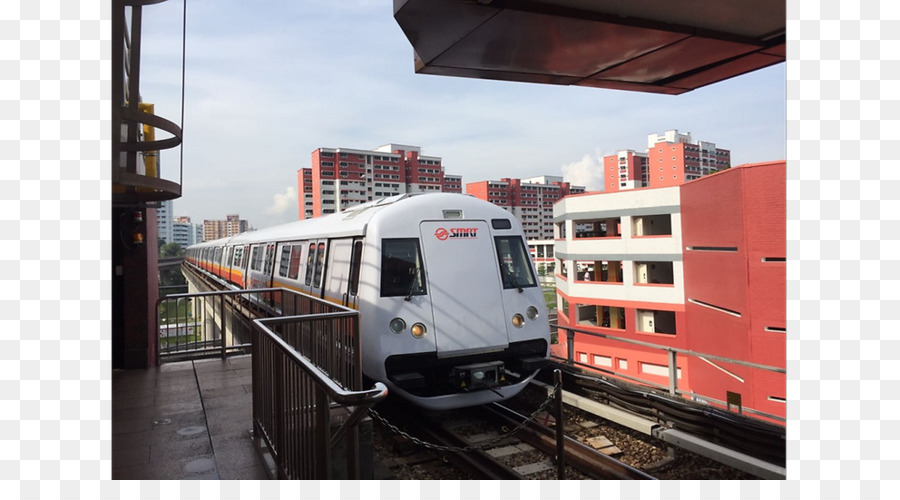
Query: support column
[[112, 206, 159, 368]]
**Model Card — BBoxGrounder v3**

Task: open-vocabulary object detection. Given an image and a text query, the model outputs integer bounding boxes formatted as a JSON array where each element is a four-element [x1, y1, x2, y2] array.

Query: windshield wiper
[[405, 264, 422, 301], [502, 265, 523, 293]]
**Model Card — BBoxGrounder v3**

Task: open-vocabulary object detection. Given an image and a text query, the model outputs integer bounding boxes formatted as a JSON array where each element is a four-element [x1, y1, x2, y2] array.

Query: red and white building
[[467, 175, 584, 278], [552, 160, 785, 421], [297, 144, 463, 219], [603, 130, 731, 193]]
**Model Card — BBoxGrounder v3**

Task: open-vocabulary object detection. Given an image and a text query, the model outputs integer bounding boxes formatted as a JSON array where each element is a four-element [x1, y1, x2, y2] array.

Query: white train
[[185, 193, 550, 410]]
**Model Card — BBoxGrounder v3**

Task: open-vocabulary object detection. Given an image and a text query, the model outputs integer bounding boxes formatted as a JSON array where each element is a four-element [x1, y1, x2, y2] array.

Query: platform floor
[[112, 355, 269, 480]]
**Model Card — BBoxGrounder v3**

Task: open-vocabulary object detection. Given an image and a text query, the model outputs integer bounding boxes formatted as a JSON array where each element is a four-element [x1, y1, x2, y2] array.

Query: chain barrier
[[368, 380, 562, 454]]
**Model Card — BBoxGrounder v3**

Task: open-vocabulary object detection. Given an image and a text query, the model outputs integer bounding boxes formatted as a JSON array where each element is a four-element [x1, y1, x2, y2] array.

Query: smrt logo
[[434, 227, 479, 241]]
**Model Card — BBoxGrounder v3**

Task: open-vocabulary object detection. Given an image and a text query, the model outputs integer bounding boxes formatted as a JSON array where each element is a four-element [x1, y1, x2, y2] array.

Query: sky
[[139, 0, 786, 230]]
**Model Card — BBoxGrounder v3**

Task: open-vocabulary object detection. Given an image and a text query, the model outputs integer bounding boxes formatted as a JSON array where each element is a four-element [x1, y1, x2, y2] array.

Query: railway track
[[369, 387, 655, 480], [371, 379, 770, 480]]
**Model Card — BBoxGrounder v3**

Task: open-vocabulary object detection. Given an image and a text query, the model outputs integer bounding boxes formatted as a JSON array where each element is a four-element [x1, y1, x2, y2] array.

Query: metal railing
[[252, 310, 387, 479], [156, 287, 272, 361], [157, 271, 388, 478], [552, 324, 786, 423], [158, 262, 337, 362]]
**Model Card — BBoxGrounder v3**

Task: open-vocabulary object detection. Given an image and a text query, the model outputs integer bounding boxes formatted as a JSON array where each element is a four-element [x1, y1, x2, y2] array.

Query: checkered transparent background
[[1, 0, 894, 497]]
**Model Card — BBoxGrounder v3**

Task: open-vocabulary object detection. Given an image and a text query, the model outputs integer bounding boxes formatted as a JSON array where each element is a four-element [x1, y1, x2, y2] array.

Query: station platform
[[112, 355, 268, 480]]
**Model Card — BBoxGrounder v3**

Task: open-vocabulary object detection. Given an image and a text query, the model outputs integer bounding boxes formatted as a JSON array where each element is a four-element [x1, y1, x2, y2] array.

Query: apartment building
[[603, 130, 731, 192], [466, 176, 583, 279], [202, 214, 249, 242], [171, 216, 197, 248], [466, 175, 585, 240], [156, 199, 173, 244], [297, 144, 463, 219], [552, 161, 785, 421]]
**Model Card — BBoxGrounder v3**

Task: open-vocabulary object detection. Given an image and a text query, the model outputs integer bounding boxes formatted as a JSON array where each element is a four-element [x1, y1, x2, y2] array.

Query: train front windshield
[[495, 236, 537, 290], [381, 238, 427, 297]]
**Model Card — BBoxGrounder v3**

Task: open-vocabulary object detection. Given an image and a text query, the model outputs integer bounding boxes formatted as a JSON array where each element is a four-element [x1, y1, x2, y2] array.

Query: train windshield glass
[[381, 238, 427, 298], [495, 236, 538, 290]]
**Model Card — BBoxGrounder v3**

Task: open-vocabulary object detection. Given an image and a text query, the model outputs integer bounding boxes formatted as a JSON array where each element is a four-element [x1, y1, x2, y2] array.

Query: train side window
[[263, 244, 275, 275], [251, 246, 263, 271], [349, 240, 363, 296], [305, 243, 316, 285], [278, 246, 291, 277], [380, 238, 426, 298], [288, 245, 303, 280], [313, 242, 326, 287], [233, 246, 243, 267], [495, 236, 538, 290]]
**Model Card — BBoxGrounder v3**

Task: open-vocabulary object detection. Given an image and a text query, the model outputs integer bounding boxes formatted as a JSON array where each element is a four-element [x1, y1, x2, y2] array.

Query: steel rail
[[484, 403, 656, 480]]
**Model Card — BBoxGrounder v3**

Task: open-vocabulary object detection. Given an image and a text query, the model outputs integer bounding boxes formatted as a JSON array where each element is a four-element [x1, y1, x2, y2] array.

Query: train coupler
[[451, 361, 505, 391]]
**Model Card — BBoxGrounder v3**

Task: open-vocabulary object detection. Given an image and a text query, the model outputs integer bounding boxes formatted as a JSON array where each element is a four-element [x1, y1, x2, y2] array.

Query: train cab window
[[495, 236, 538, 290], [381, 238, 426, 298], [313, 243, 326, 287], [305, 243, 315, 285], [288, 245, 303, 280]]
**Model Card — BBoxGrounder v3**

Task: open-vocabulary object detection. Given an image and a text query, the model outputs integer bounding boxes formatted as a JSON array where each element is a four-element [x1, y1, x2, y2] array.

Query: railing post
[[554, 368, 565, 480], [221, 292, 226, 359], [668, 349, 677, 396], [315, 388, 330, 479], [275, 350, 285, 479], [565, 328, 575, 364]]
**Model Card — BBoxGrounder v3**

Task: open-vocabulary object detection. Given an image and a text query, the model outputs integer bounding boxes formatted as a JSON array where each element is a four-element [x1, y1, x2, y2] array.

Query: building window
[[575, 304, 626, 329], [633, 261, 674, 285], [574, 217, 620, 238], [640, 362, 681, 379], [575, 260, 623, 283], [632, 214, 672, 236], [636, 309, 677, 334], [592, 355, 612, 368]]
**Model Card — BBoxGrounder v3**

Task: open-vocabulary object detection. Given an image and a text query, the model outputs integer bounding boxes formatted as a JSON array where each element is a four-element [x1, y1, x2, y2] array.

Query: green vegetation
[[542, 286, 557, 311], [159, 297, 193, 324], [159, 333, 200, 350]]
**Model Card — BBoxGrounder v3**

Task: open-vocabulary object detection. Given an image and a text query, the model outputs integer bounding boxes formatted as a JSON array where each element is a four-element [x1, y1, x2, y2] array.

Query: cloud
[[265, 186, 297, 216], [560, 153, 605, 192]]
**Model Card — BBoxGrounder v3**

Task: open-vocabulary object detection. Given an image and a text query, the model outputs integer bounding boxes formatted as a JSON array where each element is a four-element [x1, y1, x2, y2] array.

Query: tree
[[160, 242, 185, 258], [159, 242, 187, 290]]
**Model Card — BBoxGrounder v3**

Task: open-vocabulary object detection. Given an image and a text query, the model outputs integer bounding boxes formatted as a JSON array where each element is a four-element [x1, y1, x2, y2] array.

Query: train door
[[223, 246, 233, 283], [303, 239, 328, 298], [231, 246, 245, 287], [262, 243, 277, 288], [241, 245, 251, 287], [347, 238, 363, 309], [247, 244, 267, 289], [323, 238, 363, 307], [418, 221, 508, 355]]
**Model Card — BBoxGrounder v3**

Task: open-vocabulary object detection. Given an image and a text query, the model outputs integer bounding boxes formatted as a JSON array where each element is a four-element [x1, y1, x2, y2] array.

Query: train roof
[[189, 193, 513, 249]]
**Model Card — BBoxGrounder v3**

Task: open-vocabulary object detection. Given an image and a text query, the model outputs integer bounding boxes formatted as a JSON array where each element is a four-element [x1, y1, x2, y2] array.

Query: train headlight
[[526, 306, 539, 320], [512, 313, 525, 328], [410, 323, 427, 338], [389, 318, 406, 334]]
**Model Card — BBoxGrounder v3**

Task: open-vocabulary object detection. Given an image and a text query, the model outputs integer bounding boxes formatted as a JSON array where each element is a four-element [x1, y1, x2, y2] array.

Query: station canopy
[[393, 0, 785, 95]]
